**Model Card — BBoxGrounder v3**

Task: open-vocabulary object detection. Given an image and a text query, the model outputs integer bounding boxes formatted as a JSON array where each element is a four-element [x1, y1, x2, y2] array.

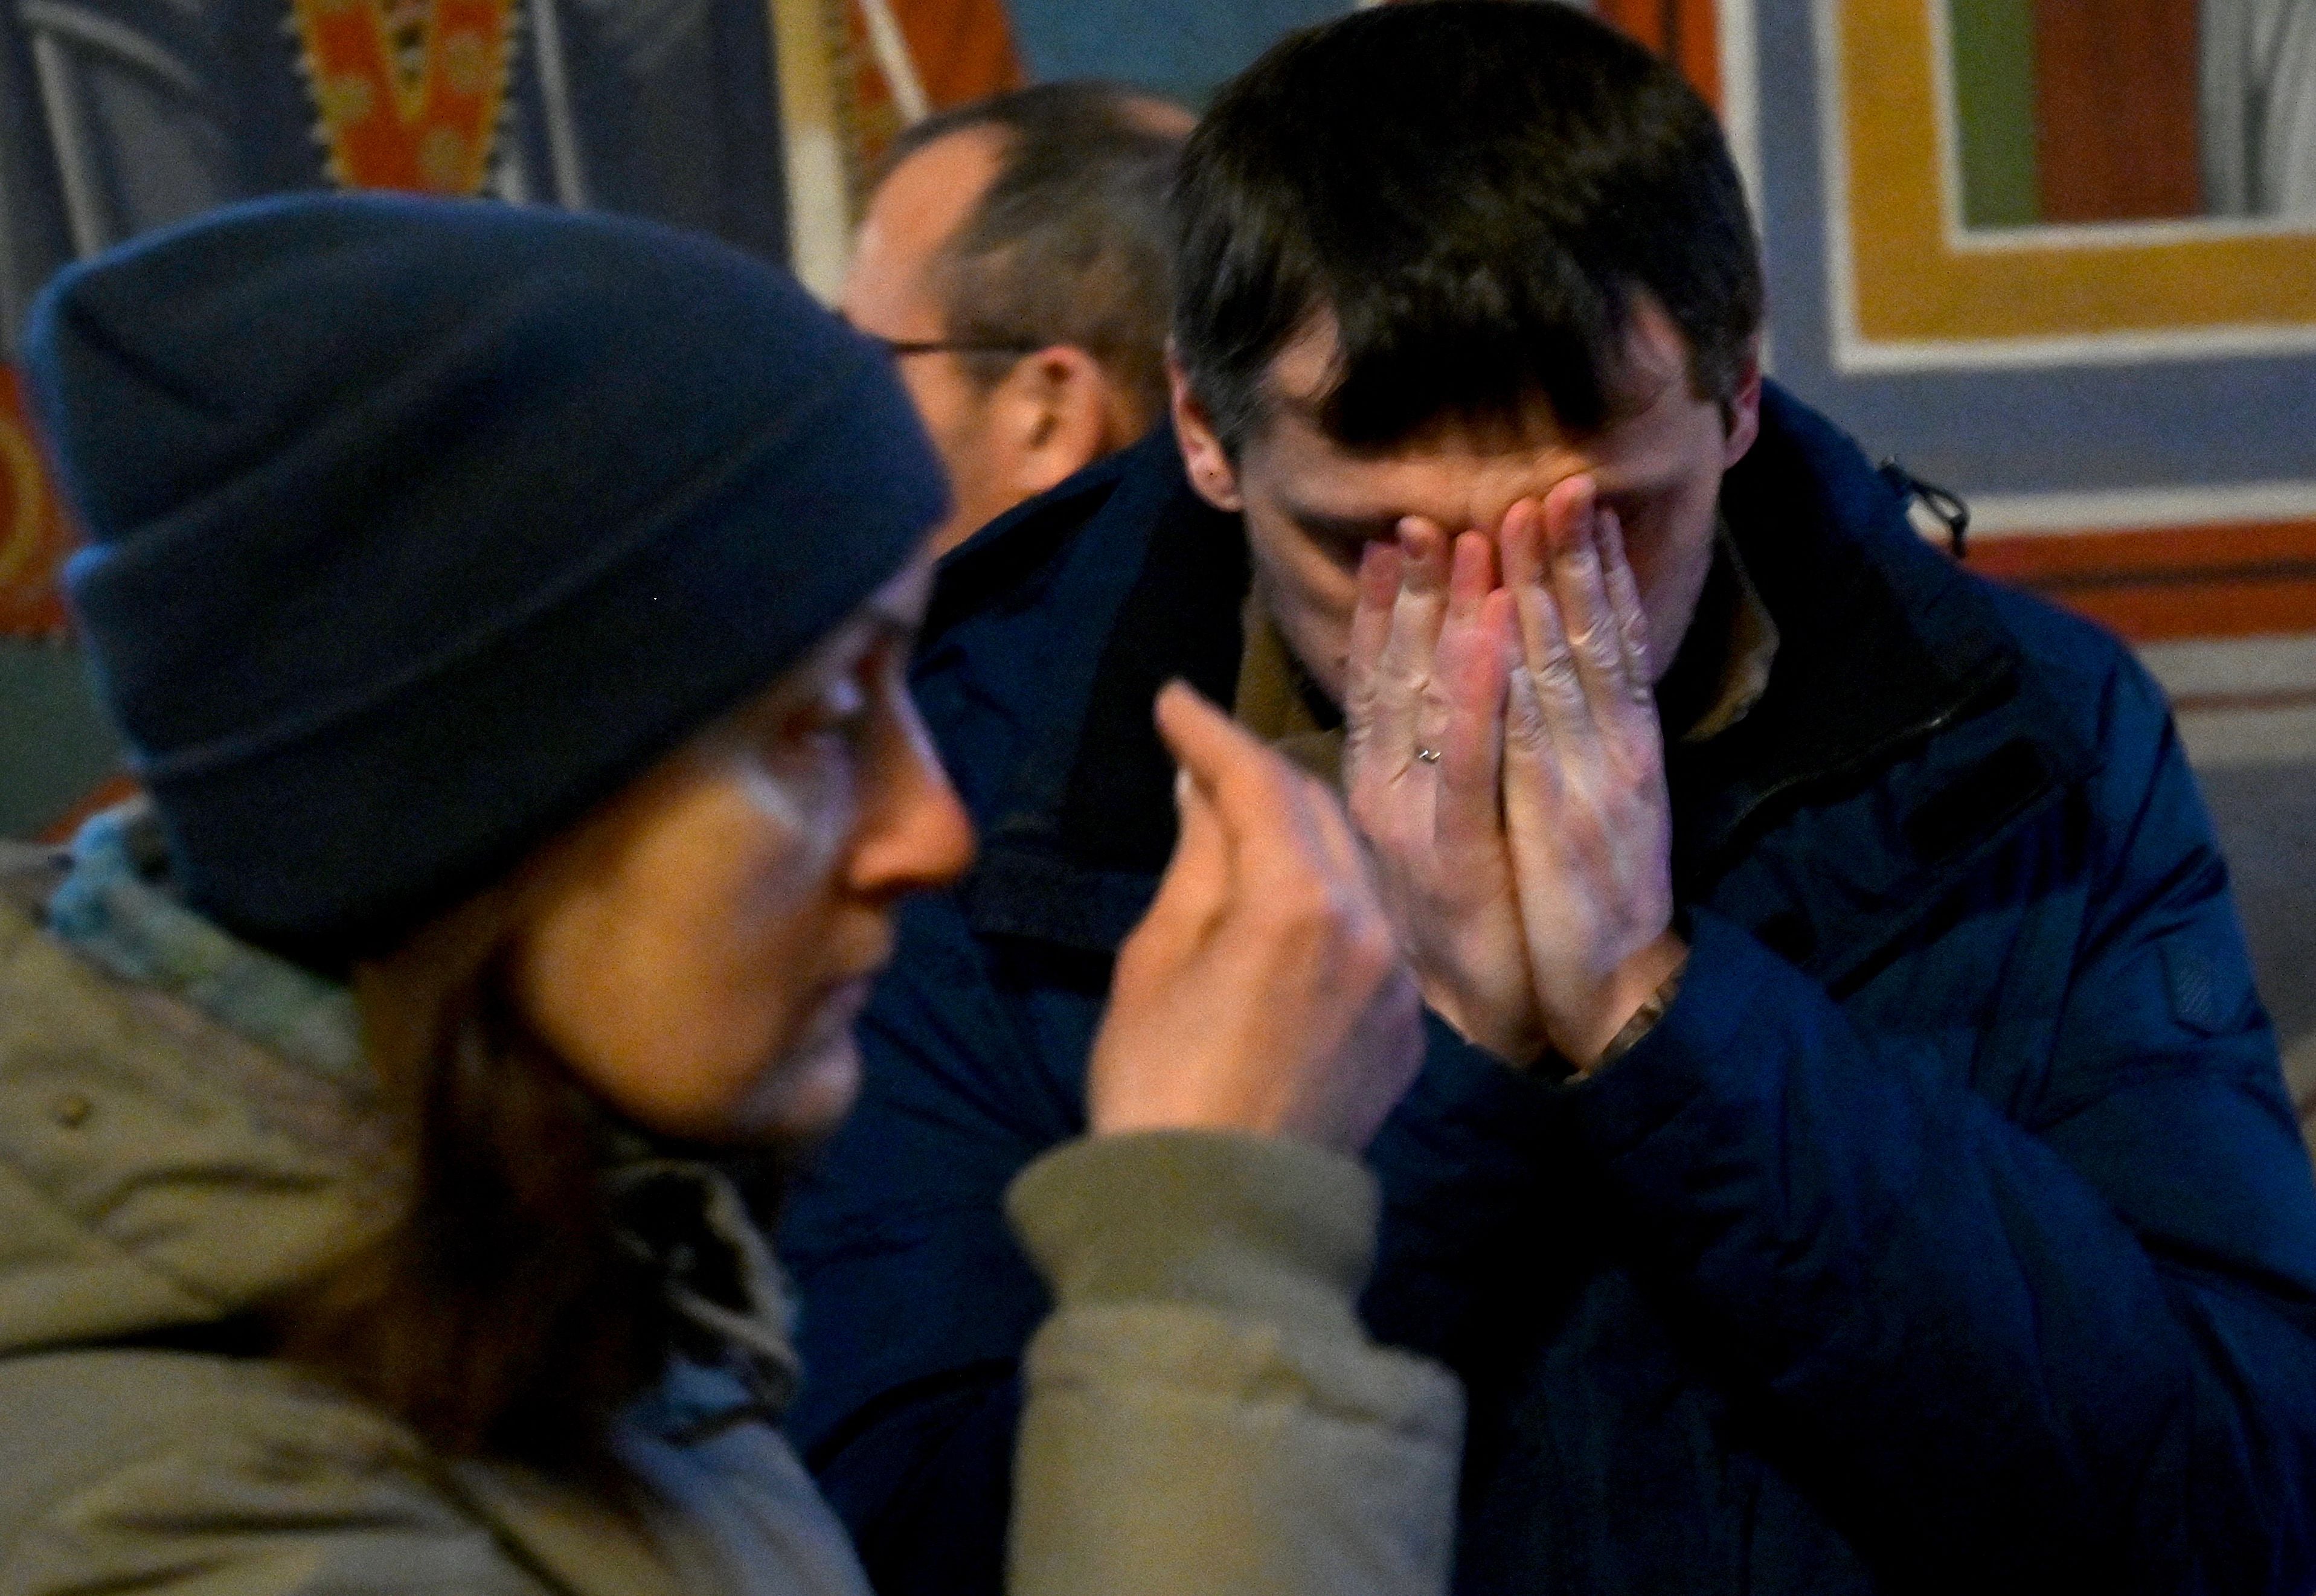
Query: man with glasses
[[840, 82, 1191, 554]]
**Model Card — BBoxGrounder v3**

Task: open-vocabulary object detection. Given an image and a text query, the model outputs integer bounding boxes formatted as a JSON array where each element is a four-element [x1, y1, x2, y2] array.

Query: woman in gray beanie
[[0, 194, 1460, 1595]]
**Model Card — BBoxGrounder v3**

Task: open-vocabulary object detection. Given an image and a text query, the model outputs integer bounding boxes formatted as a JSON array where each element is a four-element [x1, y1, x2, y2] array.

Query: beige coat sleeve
[[1003, 1132, 1464, 1596]]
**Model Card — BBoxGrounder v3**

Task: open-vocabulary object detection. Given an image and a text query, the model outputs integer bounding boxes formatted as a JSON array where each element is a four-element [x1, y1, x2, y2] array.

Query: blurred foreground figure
[[842, 82, 1190, 553], [783, 7, 2316, 1594], [0, 194, 1458, 1595]]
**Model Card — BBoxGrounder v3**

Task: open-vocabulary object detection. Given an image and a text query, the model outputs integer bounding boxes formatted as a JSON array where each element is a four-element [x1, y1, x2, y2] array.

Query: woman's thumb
[[1136, 685, 1237, 947]]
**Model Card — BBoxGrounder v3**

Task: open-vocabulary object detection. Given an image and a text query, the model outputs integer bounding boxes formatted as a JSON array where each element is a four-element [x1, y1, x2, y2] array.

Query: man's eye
[[1304, 520, 1387, 565], [1599, 494, 1648, 530]]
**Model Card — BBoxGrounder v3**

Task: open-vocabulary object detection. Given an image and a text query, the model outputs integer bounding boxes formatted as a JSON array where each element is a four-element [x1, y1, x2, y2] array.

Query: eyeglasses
[[836, 312, 1045, 361], [868, 335, 1048, 359]]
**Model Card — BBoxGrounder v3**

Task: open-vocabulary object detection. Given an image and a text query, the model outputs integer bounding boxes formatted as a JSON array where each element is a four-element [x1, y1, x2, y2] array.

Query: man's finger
[[1445, 528, 1495, 621], [1344, 538, 1402, 727], [1366, 517, 1452, 774], [1297, 766, 1374, 902], [1501, 499, 1603, 765], [1156, 679, 1294, 823], [1421, 531, 1492, 757], [1133, 767, 1231, 966], [1597, 505, 1655, 702], [1435, 581, 1513, 846], [1540, 476, 1634, 711], [1155, 678, 1322, 883], [1503, 655, 1564, 812], [1499, 495, 1545, 595]]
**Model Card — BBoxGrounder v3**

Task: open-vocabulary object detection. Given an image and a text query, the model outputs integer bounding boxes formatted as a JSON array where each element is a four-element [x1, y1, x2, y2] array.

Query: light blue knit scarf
[[45, 802, 364, 1080]]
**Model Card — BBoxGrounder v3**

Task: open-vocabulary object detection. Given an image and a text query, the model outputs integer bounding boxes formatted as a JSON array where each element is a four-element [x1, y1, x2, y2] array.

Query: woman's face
[[506, 556, 974, 1146]]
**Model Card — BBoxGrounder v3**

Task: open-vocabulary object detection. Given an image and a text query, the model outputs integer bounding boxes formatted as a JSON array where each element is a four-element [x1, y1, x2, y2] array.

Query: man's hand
[[1087, 681, 1425, 1153], [1343, 520, 1550, 1065], [1498, 479, 1685, 1070]]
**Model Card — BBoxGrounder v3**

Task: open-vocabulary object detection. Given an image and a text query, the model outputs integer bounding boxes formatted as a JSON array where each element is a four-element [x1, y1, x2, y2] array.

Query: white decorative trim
[[1966, 482, 2316, 536], [19, 1, 202, 94], [2175, 702, 2316, 767], [1838, 322, 2316, 373], [26, 31, 108, 258], [1947, 214, 2316, 253], [2139, 633, 2316, 702], [1925, 0, 1965, 240], [528, 0, 589, 206], [770, 0, 850, 303], [1814, 0, 1867, 376], [1716, 0, 1762, 216], [857, 0, 928, 124]]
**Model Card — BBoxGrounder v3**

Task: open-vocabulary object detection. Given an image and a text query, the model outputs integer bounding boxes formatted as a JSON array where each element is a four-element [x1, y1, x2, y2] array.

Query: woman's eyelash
[[812, 661, 882, 738]]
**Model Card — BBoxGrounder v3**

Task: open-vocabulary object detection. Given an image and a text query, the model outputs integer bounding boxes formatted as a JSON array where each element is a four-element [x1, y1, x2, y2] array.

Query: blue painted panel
[[1006, 0, 1352, 104]]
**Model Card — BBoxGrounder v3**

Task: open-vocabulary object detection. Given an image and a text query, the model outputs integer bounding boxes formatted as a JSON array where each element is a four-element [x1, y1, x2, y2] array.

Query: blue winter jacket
[[778, 386, 2316, 1594]]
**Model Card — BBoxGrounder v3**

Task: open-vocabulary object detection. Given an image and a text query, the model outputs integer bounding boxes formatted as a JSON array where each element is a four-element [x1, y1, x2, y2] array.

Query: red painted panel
[[885, 0, 1023, 108], [2030, 0, 2201, 222], [1592, 0, 1720, 109]]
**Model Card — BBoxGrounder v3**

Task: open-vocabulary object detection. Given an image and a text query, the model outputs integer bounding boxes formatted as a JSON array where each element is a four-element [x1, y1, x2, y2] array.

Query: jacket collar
[[1669, 386, 2062, 877], [13, 804, 804, 1423], [922, 426, 1243, 950], [45, 801, 365, 1080], [928, 388, 2093, 968]]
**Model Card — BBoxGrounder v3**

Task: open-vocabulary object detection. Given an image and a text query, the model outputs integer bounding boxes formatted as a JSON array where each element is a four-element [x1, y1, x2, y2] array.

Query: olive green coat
[[0, 833, 1461, 1595]]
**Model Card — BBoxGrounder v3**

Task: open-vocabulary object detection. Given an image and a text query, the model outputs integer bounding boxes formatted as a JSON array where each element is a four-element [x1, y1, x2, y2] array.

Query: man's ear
[[1719, 336, 1763, 468], [1168, 352, 1245, 513], [989, 345, 1116, 501]]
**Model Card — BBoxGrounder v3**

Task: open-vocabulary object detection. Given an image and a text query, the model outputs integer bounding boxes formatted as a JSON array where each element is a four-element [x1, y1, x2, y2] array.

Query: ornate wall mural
[[0, 0, 796, 638], [0, 0, 791, 828], [1716, 0, 2316, 675], [10, 0, 2303, 795], [769, 0, 1019, 298], [291, 0, 518, 193], [1823, 0, 2316, 372]]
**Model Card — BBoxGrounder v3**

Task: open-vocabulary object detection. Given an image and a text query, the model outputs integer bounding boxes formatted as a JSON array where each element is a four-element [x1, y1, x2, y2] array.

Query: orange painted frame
[[1968, 524, 2316, 644], [1830, 0, 2316, 348], [0, 362, 72, 642]]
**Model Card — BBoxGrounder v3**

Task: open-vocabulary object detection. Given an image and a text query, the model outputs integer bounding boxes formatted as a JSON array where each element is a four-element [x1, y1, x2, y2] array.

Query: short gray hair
[[890, 82, 1187, 424]]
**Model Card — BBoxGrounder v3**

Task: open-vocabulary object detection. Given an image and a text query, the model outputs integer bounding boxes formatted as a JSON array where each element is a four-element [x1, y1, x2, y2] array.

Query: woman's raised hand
[[1086, 682, 1425, 1154]]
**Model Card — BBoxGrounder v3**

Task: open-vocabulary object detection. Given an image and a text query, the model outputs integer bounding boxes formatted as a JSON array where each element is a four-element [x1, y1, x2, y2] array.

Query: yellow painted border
[[770, 0, 852, 301], [1838, 0, 2316, 344]]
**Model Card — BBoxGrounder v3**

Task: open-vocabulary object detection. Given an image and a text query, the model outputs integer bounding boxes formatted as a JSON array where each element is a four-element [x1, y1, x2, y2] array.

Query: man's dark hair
[[1172, 1, 1763, 454], [889, 82, 1187, 423]]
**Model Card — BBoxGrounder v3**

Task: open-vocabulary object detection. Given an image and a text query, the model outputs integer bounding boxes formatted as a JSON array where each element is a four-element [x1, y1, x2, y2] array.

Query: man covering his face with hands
[[1195, 284, 1754, 1075], [781, 7, 2316, 1595]]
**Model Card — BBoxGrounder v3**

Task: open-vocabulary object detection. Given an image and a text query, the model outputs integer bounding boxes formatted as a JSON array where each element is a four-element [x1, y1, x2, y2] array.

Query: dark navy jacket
[[779, 387, 2316, 1594]]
